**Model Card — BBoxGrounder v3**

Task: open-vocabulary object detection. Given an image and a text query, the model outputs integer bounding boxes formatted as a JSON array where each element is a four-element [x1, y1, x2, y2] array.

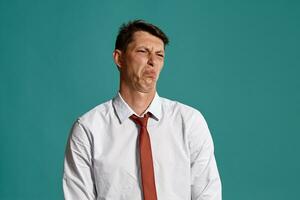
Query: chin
[[138, 85, 156, 93], [134, 80, 157, 93]]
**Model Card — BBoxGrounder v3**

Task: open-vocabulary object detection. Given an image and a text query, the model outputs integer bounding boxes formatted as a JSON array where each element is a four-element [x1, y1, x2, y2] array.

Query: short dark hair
[[115, 19, 169, 52]]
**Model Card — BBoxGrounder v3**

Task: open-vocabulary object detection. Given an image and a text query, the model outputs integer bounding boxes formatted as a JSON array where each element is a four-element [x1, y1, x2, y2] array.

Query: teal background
[[1, 0, 299, 199]]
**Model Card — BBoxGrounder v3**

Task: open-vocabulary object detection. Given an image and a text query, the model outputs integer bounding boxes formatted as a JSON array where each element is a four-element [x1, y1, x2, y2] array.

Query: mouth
[[144, 71, 157, 79]]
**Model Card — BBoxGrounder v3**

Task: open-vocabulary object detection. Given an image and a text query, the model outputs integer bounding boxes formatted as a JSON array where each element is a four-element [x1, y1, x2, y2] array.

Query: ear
[[113, 49, 123, 70]]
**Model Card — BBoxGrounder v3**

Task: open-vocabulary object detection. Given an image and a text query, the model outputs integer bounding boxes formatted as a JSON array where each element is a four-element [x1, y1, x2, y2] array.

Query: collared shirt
[[63, 93, 222, 200]]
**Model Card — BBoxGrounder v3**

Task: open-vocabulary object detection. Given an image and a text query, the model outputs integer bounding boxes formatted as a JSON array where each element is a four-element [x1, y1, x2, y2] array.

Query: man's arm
[[189, 112, 222, 200], [63, 120, 97, 200]]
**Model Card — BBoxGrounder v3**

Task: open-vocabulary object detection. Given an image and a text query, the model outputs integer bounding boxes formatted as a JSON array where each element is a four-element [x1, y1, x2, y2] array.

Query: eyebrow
[[137, 46, 164, 54]]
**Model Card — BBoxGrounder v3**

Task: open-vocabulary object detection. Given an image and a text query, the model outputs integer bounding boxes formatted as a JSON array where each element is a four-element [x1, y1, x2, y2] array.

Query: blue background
[[1, 0, 299, 199]]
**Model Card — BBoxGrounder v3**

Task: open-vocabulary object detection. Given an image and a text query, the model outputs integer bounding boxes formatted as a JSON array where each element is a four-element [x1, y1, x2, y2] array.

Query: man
[[63, 20, 222, 200]]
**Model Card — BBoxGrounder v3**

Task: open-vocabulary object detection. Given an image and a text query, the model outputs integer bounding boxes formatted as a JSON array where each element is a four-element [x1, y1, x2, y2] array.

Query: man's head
[[113, 20, 169, 94], [115, 20, 169, 52]]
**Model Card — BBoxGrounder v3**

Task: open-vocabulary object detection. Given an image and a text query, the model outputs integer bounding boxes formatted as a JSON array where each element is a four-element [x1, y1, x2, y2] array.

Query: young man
[[63, 20, 222, 200]]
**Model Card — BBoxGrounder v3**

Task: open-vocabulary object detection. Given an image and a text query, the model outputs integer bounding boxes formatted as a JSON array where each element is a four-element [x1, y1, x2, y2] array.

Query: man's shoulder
[[160, 96, 209, 133], [160, 96, 203, 117], [77, 99, 113, 126]]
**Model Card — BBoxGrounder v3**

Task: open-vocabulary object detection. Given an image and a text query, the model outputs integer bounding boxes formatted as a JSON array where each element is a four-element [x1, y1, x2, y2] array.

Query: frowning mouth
[[144, 71, 157, 79]]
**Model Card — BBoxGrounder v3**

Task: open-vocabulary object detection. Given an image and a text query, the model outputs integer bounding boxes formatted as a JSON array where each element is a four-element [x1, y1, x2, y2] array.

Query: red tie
[[130, 113, 158, 200]]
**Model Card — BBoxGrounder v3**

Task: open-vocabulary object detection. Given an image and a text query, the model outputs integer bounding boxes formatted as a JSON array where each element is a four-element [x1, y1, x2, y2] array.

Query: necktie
[[130, 113, 158, 200]]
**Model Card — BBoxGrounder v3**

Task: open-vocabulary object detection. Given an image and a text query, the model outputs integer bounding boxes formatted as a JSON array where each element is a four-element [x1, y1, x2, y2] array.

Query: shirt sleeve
[[63, 120, 97, 200], [189, 112, 222, 200]]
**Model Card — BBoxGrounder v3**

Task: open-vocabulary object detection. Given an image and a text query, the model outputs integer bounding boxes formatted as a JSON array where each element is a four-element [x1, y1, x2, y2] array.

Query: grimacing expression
[[117, 31, 165, 93]]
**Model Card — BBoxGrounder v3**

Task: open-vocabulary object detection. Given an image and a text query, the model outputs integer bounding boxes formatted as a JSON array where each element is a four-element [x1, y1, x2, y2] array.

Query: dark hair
[[115, 19, 169, 52]]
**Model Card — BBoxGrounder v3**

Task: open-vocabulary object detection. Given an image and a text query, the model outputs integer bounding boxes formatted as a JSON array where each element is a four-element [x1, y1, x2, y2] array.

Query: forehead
[[128, 31, 164, 49]]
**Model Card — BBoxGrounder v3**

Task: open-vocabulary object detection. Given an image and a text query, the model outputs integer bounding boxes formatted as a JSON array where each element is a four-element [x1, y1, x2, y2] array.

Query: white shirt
[[63, 93, 222, 200]]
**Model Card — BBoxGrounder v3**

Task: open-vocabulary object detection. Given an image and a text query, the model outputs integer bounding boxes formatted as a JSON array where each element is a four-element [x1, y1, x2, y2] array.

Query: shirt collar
[[112, 92, 162, 123]]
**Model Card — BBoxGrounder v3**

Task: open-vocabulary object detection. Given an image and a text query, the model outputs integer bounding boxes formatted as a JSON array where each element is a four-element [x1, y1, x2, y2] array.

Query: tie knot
[[130, 113, 150, 127]]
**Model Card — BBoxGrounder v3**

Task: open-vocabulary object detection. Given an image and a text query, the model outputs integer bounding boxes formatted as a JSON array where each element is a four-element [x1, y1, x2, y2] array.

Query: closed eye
[[137, 49, 147, 53]]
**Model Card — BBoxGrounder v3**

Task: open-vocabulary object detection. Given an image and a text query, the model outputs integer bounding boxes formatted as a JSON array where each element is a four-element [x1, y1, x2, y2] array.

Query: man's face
[[117, 31, 165, 93]]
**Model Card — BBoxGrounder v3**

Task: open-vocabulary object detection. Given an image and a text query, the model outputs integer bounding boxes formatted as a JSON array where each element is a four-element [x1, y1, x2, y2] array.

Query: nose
[[147, 53, 155, 67]]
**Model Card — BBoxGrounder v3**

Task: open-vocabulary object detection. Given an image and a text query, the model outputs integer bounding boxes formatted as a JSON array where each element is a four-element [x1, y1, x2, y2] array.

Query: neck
[[119, 87, 156, 116]]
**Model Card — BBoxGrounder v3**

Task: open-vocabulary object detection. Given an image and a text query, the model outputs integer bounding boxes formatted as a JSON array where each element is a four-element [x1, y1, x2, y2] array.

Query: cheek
[[130, 57, 146, 72], [157, 61, 164, 71], [124, 59, 143, 77]]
